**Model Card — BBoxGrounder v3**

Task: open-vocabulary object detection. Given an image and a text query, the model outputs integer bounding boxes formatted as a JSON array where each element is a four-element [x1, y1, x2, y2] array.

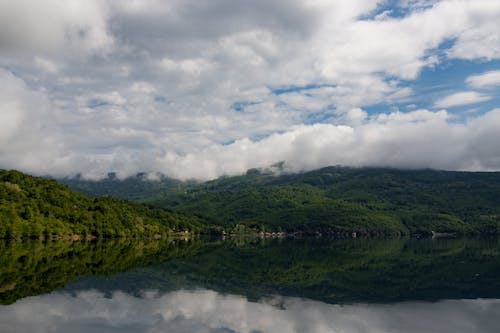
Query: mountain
[[60, 172, 195, 202], [59, 166, 500, 236], [0, 170, 204, 239], [147, 167, 500, 235]]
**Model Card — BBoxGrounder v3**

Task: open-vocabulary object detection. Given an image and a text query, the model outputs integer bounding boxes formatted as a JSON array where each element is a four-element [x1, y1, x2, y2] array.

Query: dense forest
[[65, 166, 500, 236], [3, 167, 500, 238], [0, 170, 203, 239], [152, 167, 500, 235]]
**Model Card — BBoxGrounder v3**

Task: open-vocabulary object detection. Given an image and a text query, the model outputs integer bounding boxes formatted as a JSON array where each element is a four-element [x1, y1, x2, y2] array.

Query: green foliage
[[58, 167, 500, 235], [149, 167, 500, 235], [0, 170, 203, 239]]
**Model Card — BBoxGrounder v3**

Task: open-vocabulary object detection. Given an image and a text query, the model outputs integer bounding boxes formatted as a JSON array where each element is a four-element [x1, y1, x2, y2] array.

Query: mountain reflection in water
[[0, 289, 499, 333], [1, 237, 500, 332]]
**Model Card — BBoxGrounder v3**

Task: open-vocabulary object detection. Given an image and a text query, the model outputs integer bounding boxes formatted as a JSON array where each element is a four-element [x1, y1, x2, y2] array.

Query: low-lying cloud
[[152, 108, 500, 180]]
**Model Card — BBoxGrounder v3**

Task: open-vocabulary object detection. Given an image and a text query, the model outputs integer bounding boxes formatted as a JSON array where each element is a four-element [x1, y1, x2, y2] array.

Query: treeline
[[0, 170, 203, 239], [4, 165, 499, 242], [149, 167, 500, 235]]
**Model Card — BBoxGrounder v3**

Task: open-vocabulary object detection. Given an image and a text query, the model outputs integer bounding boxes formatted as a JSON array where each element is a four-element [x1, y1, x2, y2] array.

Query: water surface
[[1, 237, 499, 332]]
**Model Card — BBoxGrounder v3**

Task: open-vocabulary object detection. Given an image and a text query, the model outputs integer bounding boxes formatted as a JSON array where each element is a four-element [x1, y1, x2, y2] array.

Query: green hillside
[[149, 167, 500, 235], [0, 170, 203, 239]]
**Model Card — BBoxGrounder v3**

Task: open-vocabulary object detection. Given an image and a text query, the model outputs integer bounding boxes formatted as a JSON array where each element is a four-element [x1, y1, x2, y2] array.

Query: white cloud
[[315, 0, 500, 80], [0, 0, 499, 179], [0, 69, 67, 174], [446, 1, 500, 60], [151, 109, 500, 180], [466, 70, 500, 88], [0, 0, 113, 57], [160, 58, 214, 76], [339, 108, 368, 126], [434, 91, 492, 108], [1, 67, 499, 180], [0, 289, 498, 333], [375, 109, 449, 123]]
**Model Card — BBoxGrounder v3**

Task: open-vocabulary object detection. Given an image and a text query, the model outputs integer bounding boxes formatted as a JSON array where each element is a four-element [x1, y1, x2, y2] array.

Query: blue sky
[[0, 0, 499, 179], [364, 58, 500, 117]]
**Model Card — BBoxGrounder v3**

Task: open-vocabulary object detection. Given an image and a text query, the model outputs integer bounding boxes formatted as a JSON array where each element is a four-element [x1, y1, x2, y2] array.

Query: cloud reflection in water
[[0, 289, 499, 333]]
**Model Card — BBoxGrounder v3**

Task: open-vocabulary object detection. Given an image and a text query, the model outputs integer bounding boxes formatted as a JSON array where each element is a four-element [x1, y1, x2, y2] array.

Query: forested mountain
[[144, 167, 500, 235], [10, 167, 500, 237], [61, 172, 193, 202], [0, 170, 203, 239]]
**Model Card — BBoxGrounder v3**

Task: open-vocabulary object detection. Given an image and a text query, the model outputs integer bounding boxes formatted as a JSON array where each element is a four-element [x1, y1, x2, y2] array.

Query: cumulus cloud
[[0, 289, 499, 333], [0, 0, 499, 179], [0, 69, 66, 174], [1, 67, 500, 180], [446, 3, 500, 60]]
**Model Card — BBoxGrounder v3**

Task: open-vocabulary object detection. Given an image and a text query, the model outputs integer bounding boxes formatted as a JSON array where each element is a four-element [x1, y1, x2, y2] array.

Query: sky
[[1, 0, 500, 180]]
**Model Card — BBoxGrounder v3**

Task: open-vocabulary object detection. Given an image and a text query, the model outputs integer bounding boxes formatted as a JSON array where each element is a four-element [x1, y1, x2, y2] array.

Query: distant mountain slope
[[151, 167, 500, 235], [60, 172, 194, 202], [61, 167, 500, 236], [0, 170, 203, 239]]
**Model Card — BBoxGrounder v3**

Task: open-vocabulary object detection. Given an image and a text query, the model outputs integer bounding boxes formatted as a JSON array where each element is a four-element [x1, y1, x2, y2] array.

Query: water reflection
[[2, 238, 500, 305], [1, 289, 499, 333], [65, 237, 500, 304], [0, 238, 211, 304]]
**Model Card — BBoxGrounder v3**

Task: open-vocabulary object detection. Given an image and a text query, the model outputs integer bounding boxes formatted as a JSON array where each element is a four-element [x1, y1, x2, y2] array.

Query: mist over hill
[[62, 166, 500, 236]]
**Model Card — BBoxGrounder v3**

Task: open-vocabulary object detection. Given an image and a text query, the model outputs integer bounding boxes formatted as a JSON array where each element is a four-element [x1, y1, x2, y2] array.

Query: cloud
[[0, 0, 499, 179], [0, 289, 499, 333], [151, 109, 500, 180], [0, 69, 65, 174], [466, 70, 500, 89], [0, 0, 113, 57], [446, 2, 500, 60], [315, 0, 500, 80], [1, 68, 499, 180], [434, 91, 492, 108]]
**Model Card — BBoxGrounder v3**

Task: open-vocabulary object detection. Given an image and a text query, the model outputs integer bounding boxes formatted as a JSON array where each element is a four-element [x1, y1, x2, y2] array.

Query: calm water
[[1, 237, 499, 332]]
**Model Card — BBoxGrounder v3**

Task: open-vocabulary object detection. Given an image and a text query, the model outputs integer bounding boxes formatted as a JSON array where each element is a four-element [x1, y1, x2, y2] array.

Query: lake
[[1, 237, 499, 332]]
